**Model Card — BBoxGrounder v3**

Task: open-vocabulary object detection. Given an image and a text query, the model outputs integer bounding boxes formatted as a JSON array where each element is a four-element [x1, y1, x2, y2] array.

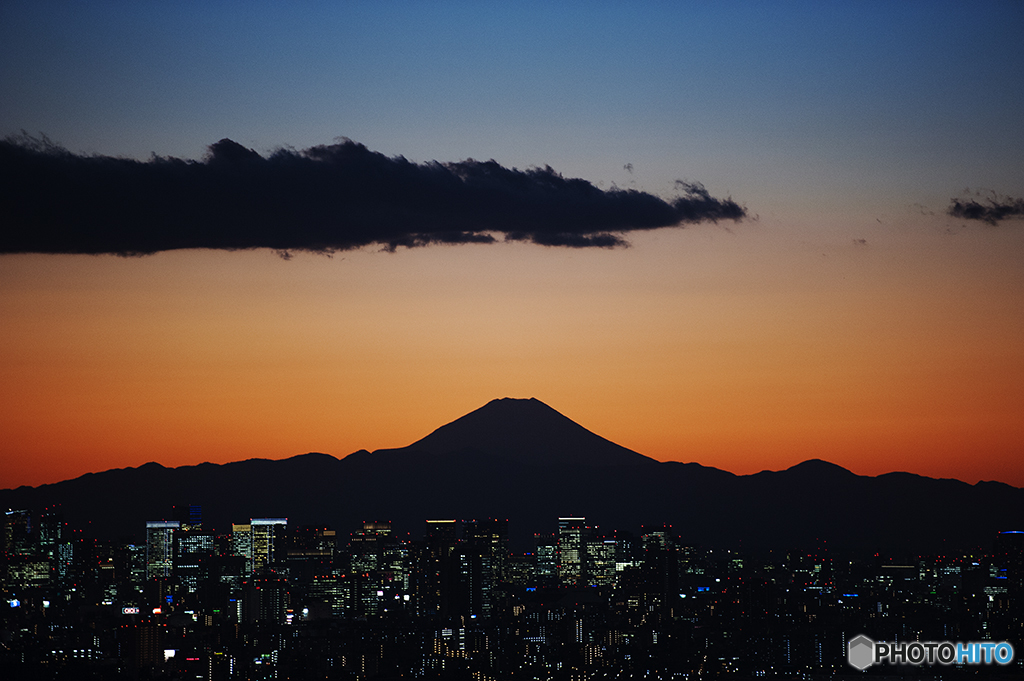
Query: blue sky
[[4, 2, 1020, 204]]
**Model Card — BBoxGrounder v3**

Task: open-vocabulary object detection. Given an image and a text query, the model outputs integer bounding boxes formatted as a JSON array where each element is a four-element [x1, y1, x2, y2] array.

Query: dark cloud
[[947, 191, 1024, 225], [0, 134, 746, 256]]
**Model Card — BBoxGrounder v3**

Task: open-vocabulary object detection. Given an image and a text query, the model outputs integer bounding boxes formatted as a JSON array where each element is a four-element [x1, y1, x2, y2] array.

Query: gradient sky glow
[[2, 1, 1023, 489]]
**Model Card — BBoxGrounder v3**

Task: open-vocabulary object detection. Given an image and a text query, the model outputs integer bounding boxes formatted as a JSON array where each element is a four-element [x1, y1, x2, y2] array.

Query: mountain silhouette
[[1, 398, 1021, 554], [383, 397, 652, 467]]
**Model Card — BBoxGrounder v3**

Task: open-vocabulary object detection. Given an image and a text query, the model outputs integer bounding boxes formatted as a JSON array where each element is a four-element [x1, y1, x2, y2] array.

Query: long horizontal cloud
[[947, 192, 1024, 225], [0, 135, 746, 255]]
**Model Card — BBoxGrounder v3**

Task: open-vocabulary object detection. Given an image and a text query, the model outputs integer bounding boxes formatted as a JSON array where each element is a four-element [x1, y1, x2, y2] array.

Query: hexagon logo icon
[[848, 635, 875, 670]]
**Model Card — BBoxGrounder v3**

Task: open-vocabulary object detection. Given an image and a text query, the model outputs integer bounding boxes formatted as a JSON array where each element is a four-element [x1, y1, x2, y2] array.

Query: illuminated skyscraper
[[309, 573, 350, 617], [232, 523, 253, 574], [145, 520, 180, 580], [38, 507, 63, 559], [350, 521, 394, 616], [351, 521, 392, 574], [464, 518, 509, 582], [505, 553, 536, 586], [250, 518, 287, 574], [461, 519, 509, 618], [558, 517, 586, 585], [587, 538, 617, 587], [175, 530, 214, 594], [2, 509, 42, 589], [534, 533, 558, 586], [3, 509, 32, 559]]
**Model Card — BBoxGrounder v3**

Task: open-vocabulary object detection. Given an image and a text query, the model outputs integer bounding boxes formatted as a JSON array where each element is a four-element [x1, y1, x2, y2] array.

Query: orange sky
[[3, 214, 1022, 490]]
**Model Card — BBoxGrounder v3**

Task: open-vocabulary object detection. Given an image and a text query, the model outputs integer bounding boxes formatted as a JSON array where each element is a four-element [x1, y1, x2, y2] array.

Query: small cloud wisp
[[947, 191, 1024, 226]]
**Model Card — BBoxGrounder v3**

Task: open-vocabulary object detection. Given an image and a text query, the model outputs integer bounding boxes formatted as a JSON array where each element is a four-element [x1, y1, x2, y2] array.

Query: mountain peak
[[399, 398, 652, 467], [783, 459, 856, 477]]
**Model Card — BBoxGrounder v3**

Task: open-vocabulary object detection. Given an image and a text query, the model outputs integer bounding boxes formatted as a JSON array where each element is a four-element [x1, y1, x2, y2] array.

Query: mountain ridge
[[1, 398, 1021, 554]]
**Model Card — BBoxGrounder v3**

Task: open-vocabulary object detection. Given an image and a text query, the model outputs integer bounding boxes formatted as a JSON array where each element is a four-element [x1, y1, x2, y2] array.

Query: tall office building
[[3, 509, 46, 590], [309, 573, 350, 617], [175, 530, 215, 594], [126, 543, 147, 588], [145, 521, 180, 580], [456, 543, 491, 618], [123, 622, 163, 670], [534, 533, 558, 586], [461, 519, 509, 618], [588, 538, 617, 587], [464, 518, 509, 582], [350, 521, 394, 617], [3, 509, 32, 559], [246, 576, 288, 624], [505, 553, 536, 586], [286, 526, 337, 582], [350, 521, 393, 573], [54, 541, 73, 584], [232, 523, 253, 574], [420, 520, 458, 617], [38, 508, 71, 586], [250, 518, 287, 574], [641, 524, 678, 606], [38, 507, 64, 559], [558, 517, 586, 586]]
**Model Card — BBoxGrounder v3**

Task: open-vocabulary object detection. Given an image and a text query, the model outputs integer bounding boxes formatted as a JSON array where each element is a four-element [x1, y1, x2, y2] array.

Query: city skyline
[[3, 497, 1022, 677], [2, 2, 1024, 490]]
